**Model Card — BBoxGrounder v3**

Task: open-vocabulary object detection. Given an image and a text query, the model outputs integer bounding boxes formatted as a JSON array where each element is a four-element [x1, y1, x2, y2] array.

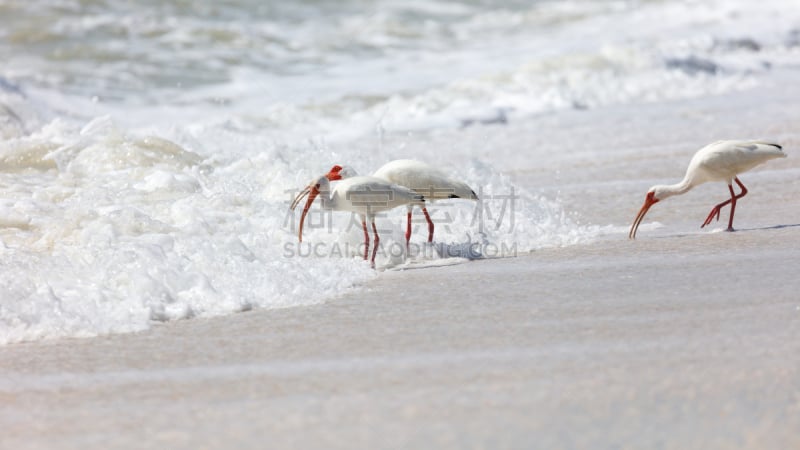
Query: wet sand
[[2, 226, 800, 450], [3, 84, 800, 449]]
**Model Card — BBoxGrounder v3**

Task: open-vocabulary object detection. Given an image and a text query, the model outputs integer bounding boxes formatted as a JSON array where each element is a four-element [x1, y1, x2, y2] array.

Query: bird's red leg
[[405, 211, 412, 250], [422, 207, 434, 243], [701, 177, 748, 230], [726, 177, 748, 231], [371, 221, 380, 269], [702, 196, 730, 228], [362, 219, 369, 261]]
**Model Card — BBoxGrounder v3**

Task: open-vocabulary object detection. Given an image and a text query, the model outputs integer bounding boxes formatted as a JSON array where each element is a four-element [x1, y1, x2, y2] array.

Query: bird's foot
[[725, 227, 735, 232], [701, 207, 722, 228]]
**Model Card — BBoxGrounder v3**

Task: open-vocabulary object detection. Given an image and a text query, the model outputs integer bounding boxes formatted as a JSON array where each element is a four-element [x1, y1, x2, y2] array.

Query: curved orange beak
[[629, 191, 659, 239], [293, 184, 320, 243]]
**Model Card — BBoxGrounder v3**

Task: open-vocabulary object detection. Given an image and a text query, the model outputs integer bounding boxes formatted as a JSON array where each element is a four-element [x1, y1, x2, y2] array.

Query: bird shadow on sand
[[736, 223, 800, 232], [649, 223, 800, 239]]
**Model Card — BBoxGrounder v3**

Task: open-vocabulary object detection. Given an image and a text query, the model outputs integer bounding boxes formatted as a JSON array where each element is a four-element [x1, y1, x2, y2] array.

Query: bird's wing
[[335, 176, 423, 213], [694, 140, 786, 181], [373, 160, 478, 200]]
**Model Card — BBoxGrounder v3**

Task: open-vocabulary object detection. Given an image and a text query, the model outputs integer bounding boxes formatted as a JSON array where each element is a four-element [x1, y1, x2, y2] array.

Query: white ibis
[[373, 159, 478, 245], [290, 165, 424, 267], [335, 160, 478, 245], [629, 140, 786, 239]]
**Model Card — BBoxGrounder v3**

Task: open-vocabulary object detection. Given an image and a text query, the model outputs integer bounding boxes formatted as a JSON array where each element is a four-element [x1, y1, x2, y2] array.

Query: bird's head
[[329, 164, 359, 179], [290, 166, 344, 242], [629, 188, 661, 239], [326, 165, 344, 181]]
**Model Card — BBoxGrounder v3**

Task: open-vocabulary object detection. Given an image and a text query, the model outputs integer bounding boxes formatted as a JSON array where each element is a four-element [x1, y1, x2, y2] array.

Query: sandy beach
[[3, 80, 800, 449], [3, 230, 800, 449]]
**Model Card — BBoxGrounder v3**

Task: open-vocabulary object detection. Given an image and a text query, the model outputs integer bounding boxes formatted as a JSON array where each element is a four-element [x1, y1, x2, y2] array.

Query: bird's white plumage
[[682, 140, 786, 186], [649, 140, 785, 201], [372, 159, 478, 200], [324, 175, 424, 216]]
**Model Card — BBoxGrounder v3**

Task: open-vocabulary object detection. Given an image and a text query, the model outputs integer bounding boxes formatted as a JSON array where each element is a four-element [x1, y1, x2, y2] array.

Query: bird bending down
[[335, 160, 477, 246], [290, 165, 424, 267], [629, 140, 786, 239], [373, 160, 478, 245]]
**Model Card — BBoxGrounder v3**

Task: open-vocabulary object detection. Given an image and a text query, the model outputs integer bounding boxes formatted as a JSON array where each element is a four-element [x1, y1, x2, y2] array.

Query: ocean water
[[1, 0, 799, 344]]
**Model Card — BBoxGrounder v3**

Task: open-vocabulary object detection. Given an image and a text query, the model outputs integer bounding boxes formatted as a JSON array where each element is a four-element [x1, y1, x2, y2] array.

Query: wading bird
[[629, 140, 785, 239], [336, 160, 478, 245], [291, 165, 424, 267], [373, 159, 478, 245]]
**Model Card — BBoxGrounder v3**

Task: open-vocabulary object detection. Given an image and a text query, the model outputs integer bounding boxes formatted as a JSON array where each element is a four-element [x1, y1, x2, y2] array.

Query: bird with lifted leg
[[629, 140, 786, 239]]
